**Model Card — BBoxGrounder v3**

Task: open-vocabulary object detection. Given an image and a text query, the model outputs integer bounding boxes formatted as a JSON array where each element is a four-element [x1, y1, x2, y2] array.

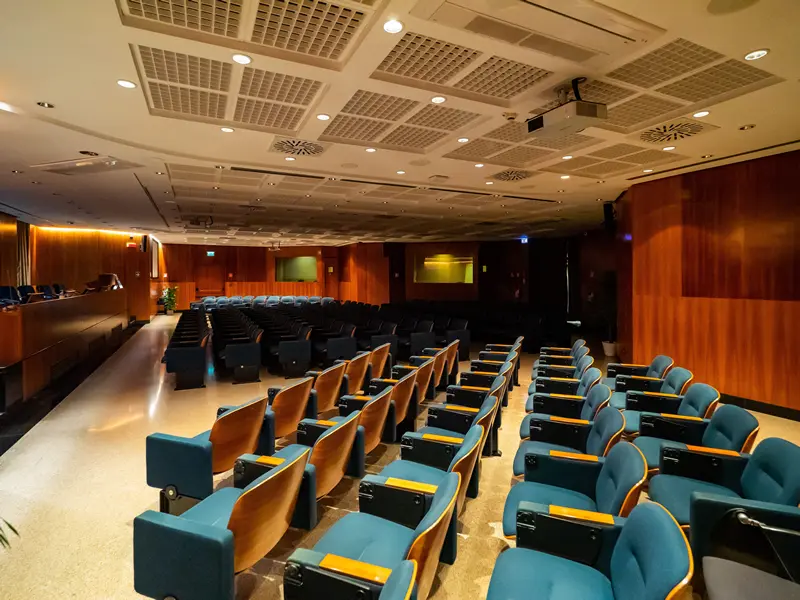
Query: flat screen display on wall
[[276, 256, 317, 282], [413, 254, 474, 284]]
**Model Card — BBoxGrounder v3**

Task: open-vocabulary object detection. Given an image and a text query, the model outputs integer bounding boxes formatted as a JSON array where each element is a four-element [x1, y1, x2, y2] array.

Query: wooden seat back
[[314, 362, 348, 414], [272, 378, 314, 438], [310, 411, 361, 498], [359, 387, 393, 454], [209, 396, 269, 473], [344, 352, 371, 394], [391, 371, 418, 424], [370, 343, 391, 379]]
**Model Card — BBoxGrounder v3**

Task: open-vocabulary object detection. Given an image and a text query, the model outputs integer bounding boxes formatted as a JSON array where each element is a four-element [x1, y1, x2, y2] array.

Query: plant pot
[[166, 309, 174, 315], [602, 341, 618, 357]]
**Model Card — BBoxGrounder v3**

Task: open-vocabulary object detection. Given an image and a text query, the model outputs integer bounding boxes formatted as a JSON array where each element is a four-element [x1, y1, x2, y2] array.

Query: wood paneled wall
[[30, 227, 152, 321], [478, 241, 529, 304], [404, 242, 479, 301], [628, 151, 799, 408], [0, 211, 18, 286]]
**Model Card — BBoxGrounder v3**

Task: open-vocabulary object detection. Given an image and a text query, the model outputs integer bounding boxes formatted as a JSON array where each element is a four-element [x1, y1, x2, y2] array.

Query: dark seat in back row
[[163, 311, 210, 390]]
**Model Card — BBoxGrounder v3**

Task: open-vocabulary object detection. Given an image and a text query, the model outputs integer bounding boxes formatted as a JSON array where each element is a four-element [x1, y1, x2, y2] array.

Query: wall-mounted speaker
[[603, 202, 616, 232]]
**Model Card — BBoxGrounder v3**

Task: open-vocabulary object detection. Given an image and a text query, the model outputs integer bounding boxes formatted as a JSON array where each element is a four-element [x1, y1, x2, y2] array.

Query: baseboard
[[721, 393, 800, 422]]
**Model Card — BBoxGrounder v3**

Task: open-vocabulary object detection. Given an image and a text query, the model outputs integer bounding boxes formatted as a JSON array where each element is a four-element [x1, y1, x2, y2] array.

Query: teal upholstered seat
[[533, 339, 586, 370], [603, 355, 674, 391], [520, 384, 611, 438], [489, 502, 691, 600], [313, 512, 415, 569], [634, 404, 759, 471], [623, 382, 718, 435], [649, 437, 800, 526], [527, 364, 600, 403], [610, 367, 693, 410], [504, 442, 645, 537], [181, 487, 241, 528], [513, 407, 625, 476], [528, 355, 595, 395]]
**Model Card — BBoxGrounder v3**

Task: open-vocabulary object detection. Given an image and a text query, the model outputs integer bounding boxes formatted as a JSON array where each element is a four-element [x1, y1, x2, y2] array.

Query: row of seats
[[487, 338, 800, 599], [209, 309, 263, 383], [162, 311, 211, 390], [194, 295, 335, 310], [136, 338, 498, 600], [0, 283, 66, 305]]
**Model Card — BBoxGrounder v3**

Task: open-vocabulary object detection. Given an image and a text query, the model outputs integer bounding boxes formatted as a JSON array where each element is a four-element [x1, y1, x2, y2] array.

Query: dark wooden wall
[[627, 150, 799, 408], [0, 211, 18, 286], [478, 241, 529, 304]]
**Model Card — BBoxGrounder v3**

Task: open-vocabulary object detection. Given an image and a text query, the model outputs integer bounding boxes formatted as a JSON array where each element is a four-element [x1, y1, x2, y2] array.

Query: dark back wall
[[0, 211, 17, 286]]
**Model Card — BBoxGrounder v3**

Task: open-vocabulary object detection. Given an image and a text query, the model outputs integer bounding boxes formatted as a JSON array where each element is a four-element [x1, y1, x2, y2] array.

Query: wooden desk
[[0, 289, 128, 407]]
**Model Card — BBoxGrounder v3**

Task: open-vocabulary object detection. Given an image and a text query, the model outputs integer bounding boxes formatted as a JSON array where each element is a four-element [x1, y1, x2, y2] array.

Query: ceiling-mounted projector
[[527, 100, 607, 138]]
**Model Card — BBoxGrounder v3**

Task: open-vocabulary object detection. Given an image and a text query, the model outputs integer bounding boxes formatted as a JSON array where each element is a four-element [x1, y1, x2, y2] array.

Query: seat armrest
[[368, 378, 398, 394], [486, 344, 514, 351], [516, 501, 624, 572], [607, 363, 649, 378], [145, 433, 213, 500], [458, 371, 496, 388], [531, 393, 587, 419], [400, 431, 462, 471], [522, 448, 603, 498], [297, 418, 338, 447], [133, 510, 235, 600], [470, 360, 503, 373], [660, 445, 749, 491], [391, 365, 418, 378], [529, 416, 592, 451], [426, 403, 478, 435], [540, 346, 571, 356], [616, 375, 663, 393], [267, 386, 283, 403], [358, 474, 435, 530], [536, 364, 578, 379], [445, 385, 489, 408], [338, 394, 372, 416], [625, 391, 683, 414], [478, 351, 508, 362], [537, 354, 575, 365], [534, 377, 580, 395], [284, 549, 389, 599], [640, 413, 709, 445]]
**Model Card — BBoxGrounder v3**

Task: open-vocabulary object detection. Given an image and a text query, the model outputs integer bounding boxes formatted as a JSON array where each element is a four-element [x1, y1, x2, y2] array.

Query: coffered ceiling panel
[[374, 32, 482, 84]]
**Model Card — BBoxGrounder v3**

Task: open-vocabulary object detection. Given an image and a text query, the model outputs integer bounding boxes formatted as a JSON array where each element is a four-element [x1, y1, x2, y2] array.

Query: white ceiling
[[0, 0, 798, 246]]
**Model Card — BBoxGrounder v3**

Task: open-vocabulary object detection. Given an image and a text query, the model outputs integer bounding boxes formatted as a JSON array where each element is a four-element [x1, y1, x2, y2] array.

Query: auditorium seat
[[52, 283, 66, 295], [266, 295, 280, 307], [284, 472, 460, 600], [280, 296, 295, 306], [502, 441, 647, 538], [532, 344, 590, 373], [340, 350, 372, 395], [309, 296, 321, 305], [513, 407, 625, 477], [622, 382, 720, 436], [163, 311, 211, 389], [0, 285, 21, 305], [330, 386, 392, 455], [532, 353, 594, 386], [146, 396, 269, 514], [519, 383, 611, 438], [36, 284, 56, 299], [609, 366, 693, 410], [242, 295, 254, 306], [369, 341, 392, 380], [487, 502, 692, 600], [304, 361, 348, 416], [252, 295, 267, 307], [134, 446, 310, 600], [391, 357, 436, 408], [649, 437, 800, 528], [528, 366, 602, 408], [17, 284, 35, 302], [341, 370, 418, 443], [634, 403, 760, 474], [603, 354, 674, 390]]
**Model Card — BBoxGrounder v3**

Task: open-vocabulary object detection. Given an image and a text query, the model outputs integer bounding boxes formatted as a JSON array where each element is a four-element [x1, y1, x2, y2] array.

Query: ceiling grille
[[406, 105, 480, 131], [606, 95, 685, 128], [589, 143, 647, 159], [606, 38, 724, 88], [251, 0, 366, 61], [454, 56, 551, 99], [491, 146, 554, 167], [125, 0, 243, 37], [444, 139, 511, 161], [148, 83, 227, 118], [380, 125, 447, 149], [492, 169, 537, 181], [232, 98, 305, 129], [139, 46, 231, 90], [238, 68, 322, 105], [485, 122, 528, 143], [341, 90, 419, 120], [655, 59, 777, 102], [322, 115, 391, 141], [638, 118, 719, 143], [375, 33, 482, 84]]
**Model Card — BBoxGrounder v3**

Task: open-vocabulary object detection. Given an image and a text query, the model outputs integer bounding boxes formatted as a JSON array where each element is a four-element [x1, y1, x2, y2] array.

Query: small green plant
[[0, 518, 19, 549], [163, 285, 179, 312]]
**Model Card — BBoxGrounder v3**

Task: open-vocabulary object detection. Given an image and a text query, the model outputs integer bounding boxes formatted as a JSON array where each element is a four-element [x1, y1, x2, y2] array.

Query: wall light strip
[[37, 226, 140, 235]]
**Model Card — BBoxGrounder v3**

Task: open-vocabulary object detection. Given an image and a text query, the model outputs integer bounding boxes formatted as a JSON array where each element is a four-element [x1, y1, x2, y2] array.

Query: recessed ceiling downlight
[[383, 19, 404, 34], [365, 148, 377, 153], [663, 146, 676, 151], [457, 138, 469, 143], [117, 80, 137, 89], [285, 157, 296, 161], [693, 110, 710, 118], [220, 127, 235, 133], [744, 49, 769, 61], [562, 155, 573, 160], [316, 114, 331, 121], [232, 54, 252, 65], [560, 175, 570, 180], [396, 170, 406, 175], [431, 96, 446, 104], [643, 169, 654, 173], [37, 101, 54, 108], [475, 163, 484, 168]]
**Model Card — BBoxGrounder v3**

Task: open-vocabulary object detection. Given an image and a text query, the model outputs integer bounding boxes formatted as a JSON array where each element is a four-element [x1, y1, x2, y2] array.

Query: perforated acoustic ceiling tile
[[233, 98, 305, 129], [528, 133, 601, 151], [588, 143, 646, 159], [341, 90, 419, 120], [655, 59, 778, 102], [251, 0, 366, 61], [485, 122, 528, 143], [541, 155, 602, 174], [380, 125, 449, 148], [375, 33, 482, 84], [239, 68, 322, 105], [491, 146, 554, 167], [126, 0, 242, 37], [405, 105, 481, 131], [606, 95, 685, 128], [618, 149, 686, 165], [454, 56, 552, 99], [322, 115, 391, 141], [573, 161, 636, 177], [443, 138, 511, 161], [139, 46, 231, 91], [606, 38, 725, 88], [148, 82, 227, 118]]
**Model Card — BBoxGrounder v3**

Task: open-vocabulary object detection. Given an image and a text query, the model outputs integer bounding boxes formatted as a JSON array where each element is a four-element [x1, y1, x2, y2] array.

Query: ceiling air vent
[[270, 137, 327, 156], [638, 117, 720, 144], [492, 169, 536, 182]]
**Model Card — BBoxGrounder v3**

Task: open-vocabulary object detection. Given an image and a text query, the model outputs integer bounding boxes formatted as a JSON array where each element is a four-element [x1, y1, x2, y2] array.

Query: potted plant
[[163, 285, 178, 315]]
